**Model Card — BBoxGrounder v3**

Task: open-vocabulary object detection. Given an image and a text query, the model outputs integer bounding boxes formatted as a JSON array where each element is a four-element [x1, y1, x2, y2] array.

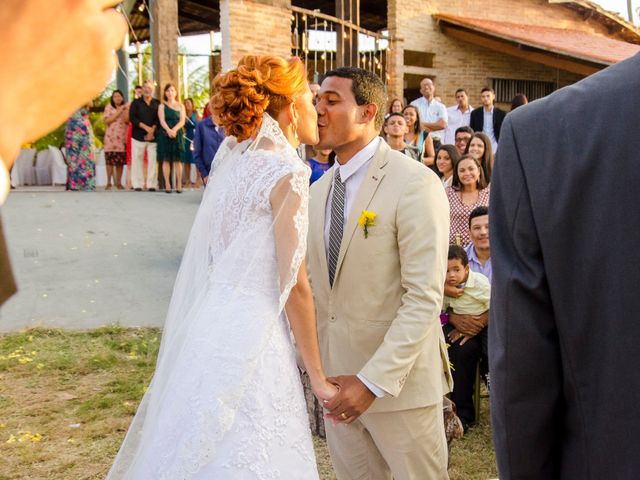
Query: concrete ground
[[0, 189, 202, 332]]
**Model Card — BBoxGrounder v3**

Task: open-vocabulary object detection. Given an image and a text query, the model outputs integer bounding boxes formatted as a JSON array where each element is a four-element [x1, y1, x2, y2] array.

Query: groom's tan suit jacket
[[308, 140, 452, 414]]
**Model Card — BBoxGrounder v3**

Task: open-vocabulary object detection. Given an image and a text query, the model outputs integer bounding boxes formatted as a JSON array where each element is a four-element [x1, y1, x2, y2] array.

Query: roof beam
[[184, 0, 220, 14], [439, 24, 601, 76], [178, 8, 217, 25]]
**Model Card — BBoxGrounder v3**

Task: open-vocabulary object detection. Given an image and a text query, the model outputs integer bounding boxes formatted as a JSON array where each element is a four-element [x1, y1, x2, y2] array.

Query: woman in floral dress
[[103, 89, 129, 189], [65, 103, 96, 191]]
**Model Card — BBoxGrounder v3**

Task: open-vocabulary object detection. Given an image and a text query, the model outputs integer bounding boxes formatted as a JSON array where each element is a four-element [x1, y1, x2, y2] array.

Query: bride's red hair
[[211, 55, 307, 141]]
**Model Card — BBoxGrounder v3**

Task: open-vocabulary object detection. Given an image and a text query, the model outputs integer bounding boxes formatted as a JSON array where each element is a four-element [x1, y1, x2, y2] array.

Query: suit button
[[330, 315, 336, 322]]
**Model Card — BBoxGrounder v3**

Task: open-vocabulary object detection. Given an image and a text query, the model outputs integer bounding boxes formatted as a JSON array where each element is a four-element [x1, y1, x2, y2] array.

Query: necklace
[[460, 189, 479, 205]]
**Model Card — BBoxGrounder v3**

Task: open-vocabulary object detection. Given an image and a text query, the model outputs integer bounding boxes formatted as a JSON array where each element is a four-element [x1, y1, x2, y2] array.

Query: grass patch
[[0, 327, 496, 479]]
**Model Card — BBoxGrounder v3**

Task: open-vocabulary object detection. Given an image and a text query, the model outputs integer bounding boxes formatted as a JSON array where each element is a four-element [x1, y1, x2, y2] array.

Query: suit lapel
[[333, 142, 389, 286]]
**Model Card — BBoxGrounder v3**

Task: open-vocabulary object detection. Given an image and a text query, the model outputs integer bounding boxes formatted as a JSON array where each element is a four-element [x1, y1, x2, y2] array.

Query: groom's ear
[[357, 103, 378, 126]]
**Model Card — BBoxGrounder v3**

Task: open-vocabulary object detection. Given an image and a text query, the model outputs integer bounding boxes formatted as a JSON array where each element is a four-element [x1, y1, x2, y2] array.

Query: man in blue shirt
[[193, 116, 224, 183]]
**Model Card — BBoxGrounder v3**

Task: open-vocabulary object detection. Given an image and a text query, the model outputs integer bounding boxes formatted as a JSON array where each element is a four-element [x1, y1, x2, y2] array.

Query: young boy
[[383, 113, 420, 161], [442, 244, 490, 431], [443, 244, 490, 342]]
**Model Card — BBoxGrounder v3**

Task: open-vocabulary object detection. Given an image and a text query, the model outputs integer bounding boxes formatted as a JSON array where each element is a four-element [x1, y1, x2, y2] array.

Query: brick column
[[386, 0, 405, 101], [220, 0, 293, 72], [150, 0, 179, 97]]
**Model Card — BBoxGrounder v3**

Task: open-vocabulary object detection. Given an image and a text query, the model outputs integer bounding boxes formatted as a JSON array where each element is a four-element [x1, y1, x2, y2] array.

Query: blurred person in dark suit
[[490, 52, 640, 479]]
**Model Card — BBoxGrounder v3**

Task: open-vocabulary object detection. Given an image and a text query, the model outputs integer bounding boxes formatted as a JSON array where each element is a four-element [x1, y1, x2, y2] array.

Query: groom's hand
[[323, 375, 375, 424]]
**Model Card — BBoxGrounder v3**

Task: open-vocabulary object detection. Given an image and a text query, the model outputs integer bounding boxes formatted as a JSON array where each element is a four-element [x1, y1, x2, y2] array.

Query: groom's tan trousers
[[325, 401, 449, 480]]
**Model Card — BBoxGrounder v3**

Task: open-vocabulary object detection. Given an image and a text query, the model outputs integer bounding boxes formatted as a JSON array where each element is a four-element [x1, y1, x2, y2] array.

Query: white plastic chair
[[34, 150, 52, 185], [11, 148, 36, 186], [48, 146, 68, 186], [94, 149, 107, 187]]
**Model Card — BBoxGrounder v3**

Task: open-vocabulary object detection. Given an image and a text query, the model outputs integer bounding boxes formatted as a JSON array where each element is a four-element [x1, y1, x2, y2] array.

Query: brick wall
[[387, 0, 620, 108], [220, 0, 292, 71]]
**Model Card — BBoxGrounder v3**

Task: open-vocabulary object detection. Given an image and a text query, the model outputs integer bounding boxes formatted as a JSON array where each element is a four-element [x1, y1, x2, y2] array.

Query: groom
[[307, 67, 452, 479]]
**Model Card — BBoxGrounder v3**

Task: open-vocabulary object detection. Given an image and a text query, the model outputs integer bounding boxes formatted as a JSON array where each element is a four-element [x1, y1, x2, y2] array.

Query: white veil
[[107, 113, 310, 479]]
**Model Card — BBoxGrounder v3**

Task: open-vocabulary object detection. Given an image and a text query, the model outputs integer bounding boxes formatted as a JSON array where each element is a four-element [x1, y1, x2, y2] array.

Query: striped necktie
[[327, 169, 345, 287]]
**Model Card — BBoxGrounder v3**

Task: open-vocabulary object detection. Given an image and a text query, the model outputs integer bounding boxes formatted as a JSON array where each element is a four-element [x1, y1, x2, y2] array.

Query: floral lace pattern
[[107, 115, 315, 479]]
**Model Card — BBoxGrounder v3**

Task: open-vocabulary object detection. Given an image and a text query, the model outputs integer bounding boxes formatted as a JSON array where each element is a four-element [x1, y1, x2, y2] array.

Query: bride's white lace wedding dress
[[107, 114, 319, 479]]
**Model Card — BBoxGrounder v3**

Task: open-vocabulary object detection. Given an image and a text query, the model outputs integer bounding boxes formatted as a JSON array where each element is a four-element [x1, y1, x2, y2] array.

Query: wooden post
[[149, 0, 179, 97]]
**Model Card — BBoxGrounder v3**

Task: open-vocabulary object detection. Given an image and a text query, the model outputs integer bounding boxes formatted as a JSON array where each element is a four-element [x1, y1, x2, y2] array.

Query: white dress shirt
[[443, 104, 473, 145], [0, 157, 9, 206], [323, 136, 386, 398], [410, 97, 448, 143], [483, 106, 498, 152]]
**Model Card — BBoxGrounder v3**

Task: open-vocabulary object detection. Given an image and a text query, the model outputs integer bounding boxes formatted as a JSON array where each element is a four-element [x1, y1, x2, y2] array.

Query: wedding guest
[[306, 146, 332, 185], [309, 82, 321, 102], [382, 97, 404, 133], [65, 103, 96, 191], [511, 93, 528, 110], [384, 113, 420, 161], [443, 88, 473, 145], [103, 89, 128, 190], [125, 85, 143, 189], [446, 154, 490, 247], [470, 87, 506, 152], [410, 77, 448, 146], [454, 126, 474, 156], [435, 144, 459, 188], [402, 105, 435, 165], [442, 242, 490, 432], [201, 102, 211, 119], [384, 97, 403, 121], [129, 79, 159, 191], [192, 115, 224, 184], [465, 132, 494, 183], [181, 98, 200, 188], [157, 83, 186, 193]]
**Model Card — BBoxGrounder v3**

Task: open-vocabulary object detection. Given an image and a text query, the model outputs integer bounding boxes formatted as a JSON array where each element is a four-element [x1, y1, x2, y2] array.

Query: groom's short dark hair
[[321, 67, 387, 130]]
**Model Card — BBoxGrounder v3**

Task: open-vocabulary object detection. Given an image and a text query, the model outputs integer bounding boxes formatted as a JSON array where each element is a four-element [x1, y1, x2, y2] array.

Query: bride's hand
[[311, 378, 339, 403]]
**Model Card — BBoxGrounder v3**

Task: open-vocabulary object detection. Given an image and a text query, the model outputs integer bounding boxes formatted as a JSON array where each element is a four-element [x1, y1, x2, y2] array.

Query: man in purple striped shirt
[[465, 206, 491, 281]]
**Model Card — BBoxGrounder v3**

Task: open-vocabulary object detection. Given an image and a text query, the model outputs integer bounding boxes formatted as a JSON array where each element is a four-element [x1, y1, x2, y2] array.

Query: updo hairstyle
[[211, 55, 307, 141]]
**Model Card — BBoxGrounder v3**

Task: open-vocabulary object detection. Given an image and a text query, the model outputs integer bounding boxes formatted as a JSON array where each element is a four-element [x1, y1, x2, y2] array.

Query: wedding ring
[[340, 413, 348, 420]]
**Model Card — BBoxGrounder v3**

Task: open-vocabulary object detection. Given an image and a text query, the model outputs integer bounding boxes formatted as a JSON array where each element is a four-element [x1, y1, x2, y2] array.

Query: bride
[[107, 55, 338, 479]]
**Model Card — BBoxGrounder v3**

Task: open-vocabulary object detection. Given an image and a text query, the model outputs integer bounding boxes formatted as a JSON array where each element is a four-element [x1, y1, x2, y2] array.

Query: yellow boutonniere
[[358, 210, 377, 238]]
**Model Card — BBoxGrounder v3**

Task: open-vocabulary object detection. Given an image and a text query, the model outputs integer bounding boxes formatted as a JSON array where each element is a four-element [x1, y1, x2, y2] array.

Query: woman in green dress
[[157, 84, 186, 193]]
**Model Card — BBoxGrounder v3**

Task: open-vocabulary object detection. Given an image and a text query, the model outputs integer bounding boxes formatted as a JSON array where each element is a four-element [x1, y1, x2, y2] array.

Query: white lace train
[[107, 114, 319, 479]]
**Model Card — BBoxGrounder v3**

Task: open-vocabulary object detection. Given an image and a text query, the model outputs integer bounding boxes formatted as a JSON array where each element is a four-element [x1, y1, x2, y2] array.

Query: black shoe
[[461, 420, 475, 434], [134, 188, 142, 192], [176, 189, 182, 194], [148, 188, 156, 192], [165, 189, 172, 194]]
